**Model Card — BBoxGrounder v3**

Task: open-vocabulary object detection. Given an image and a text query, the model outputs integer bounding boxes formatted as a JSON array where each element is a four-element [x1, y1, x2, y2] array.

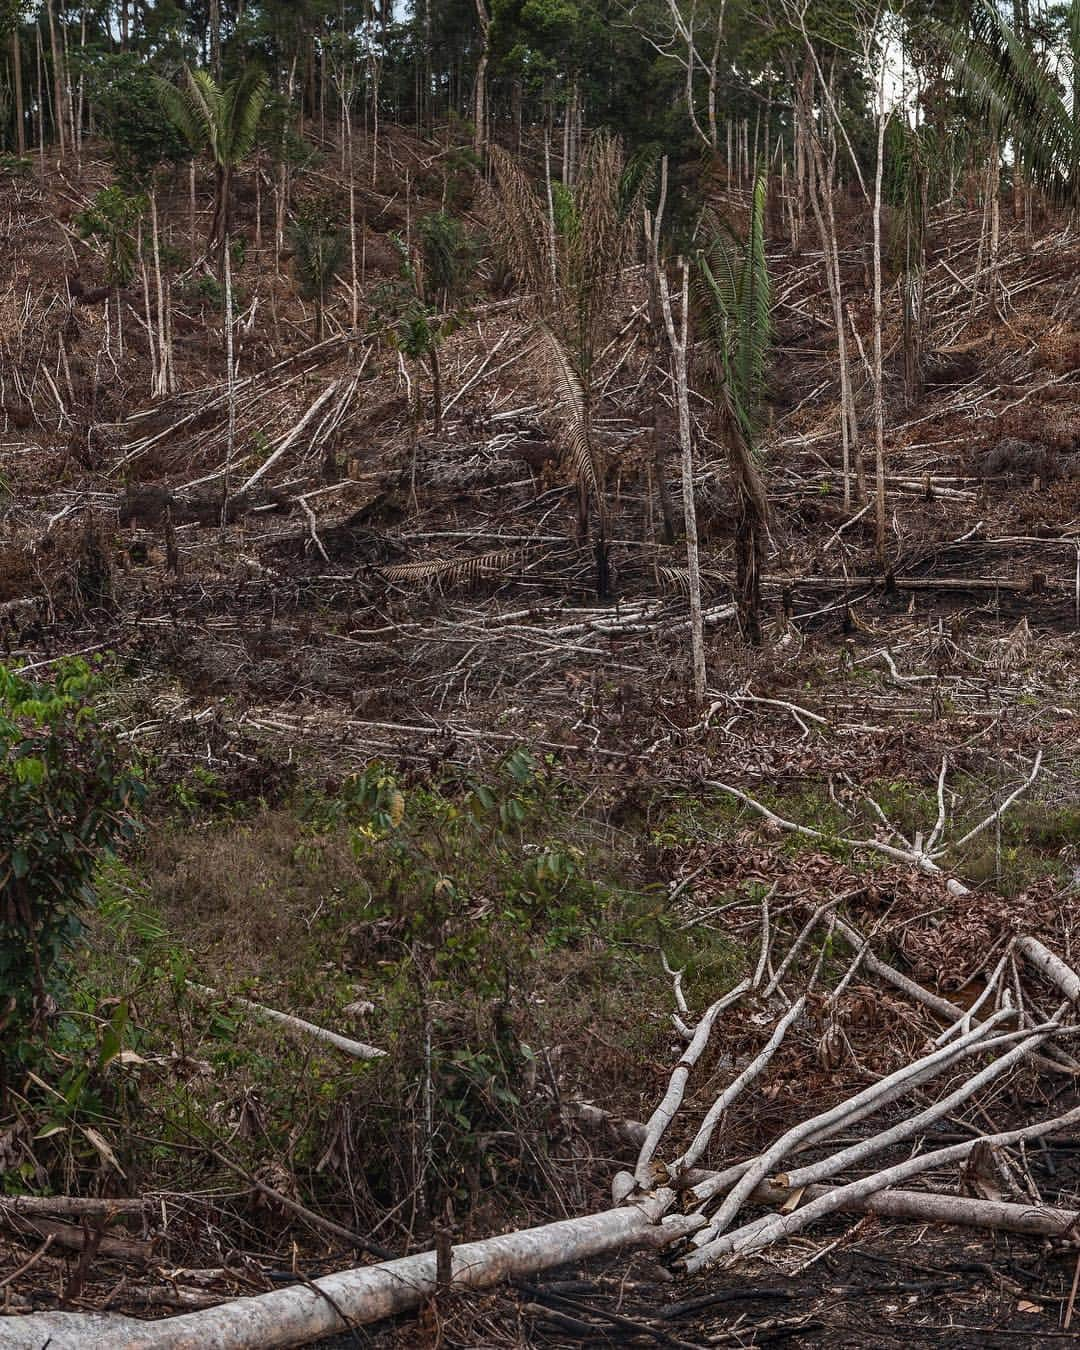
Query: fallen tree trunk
[[0, 1192, 704, 1350], [0, 1196, 147, 1217], [573, 1106, 1080, 1243], [751, 1180, 1080, 1241], [188, 983, 386, 1061], [1, 1213, 152, 1265]]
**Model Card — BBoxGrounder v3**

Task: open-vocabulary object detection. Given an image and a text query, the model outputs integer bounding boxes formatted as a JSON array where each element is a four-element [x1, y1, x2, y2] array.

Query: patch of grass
[[62, 753, 749, 1244]]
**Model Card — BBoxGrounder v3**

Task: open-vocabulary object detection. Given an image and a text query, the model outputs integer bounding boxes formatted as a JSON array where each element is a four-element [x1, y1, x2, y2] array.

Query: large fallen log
[[0, 1191, 704, 1350]]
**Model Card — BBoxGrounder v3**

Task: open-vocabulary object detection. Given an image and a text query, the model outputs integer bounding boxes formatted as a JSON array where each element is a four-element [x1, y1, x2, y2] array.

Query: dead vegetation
[[1, 116, 1078, 1348]]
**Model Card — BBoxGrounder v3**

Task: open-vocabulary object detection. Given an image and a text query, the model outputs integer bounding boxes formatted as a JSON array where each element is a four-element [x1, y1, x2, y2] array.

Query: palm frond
[[482, 146, 552, 310], [378, 550, 520, 585], [938, 0, 1076, 204], [220, 66, 270, 166], [618, 141, 659, 221], [539, 325, 603, 511], [154, 72, 208, 153], [692, 170, 772, 459], [734, 170, 771, 428]]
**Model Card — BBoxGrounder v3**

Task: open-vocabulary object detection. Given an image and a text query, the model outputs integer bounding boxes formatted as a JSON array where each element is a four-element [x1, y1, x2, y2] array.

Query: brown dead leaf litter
[[0, 139, 1078, 1348]]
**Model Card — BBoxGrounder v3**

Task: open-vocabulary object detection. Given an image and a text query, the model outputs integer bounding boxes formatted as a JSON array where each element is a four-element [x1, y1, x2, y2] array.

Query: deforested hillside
[[0, 2, 1078, 1346]]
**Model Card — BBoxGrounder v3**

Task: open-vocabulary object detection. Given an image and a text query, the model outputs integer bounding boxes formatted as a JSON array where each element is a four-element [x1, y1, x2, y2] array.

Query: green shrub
[[0, 661, 144, 1093]]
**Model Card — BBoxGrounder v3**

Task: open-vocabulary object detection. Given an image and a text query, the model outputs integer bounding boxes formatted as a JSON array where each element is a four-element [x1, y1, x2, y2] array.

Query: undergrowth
[[15, 752, 746, 1247]]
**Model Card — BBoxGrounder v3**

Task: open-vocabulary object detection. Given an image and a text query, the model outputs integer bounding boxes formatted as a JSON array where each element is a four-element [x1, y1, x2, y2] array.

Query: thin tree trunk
[[150, 188, 169, 397], [209, 0, 222, 81], [12, 26, 24, 156], [221, 230, 236, 524], [806, 124, 860, 506], [871, 77, 889, 570], [188, 158, 197, 266], [657, 256, 706, 704], [429, 344, 442, 433], [473, 0, 490, 159], [706, 6, 725, 150], [44, 0, 65, 156]]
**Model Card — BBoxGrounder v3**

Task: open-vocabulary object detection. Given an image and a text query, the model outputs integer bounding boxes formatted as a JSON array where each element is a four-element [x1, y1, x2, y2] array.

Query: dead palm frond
[[484, 137, 654, 596], [377, 549, 521, 586], [538, 325, 603, 520], [482, 145, 553, 308]]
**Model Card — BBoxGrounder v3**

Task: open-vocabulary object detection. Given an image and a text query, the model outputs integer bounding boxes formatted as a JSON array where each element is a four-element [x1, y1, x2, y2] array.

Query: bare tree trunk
[[429, 344, 442, 433], [644, 165, 677, 546], [149, 188, 170, 398], [473, 0, 490, 160], [188, 158, 197, 267], [44, 0, 65, 157], [792, 55, 813, 252], [12, 26, 24, 156], [657, 254, 706, 704], [221, 230, 236, 525], [209, 0, 222, 81], [871, 75, 889, 570], [806, 121, 861, 506], [706, 6, 725, 150]]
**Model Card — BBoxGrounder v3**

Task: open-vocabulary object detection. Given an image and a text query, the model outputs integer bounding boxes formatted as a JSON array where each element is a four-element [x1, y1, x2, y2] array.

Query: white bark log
[[1015, 937, 1080, 1003], [188, 984, 385, 1061], [0, 1195, 704, 1350], [673, 997, 806, 1175], [686, 1102, 1080, 1269], [688, 1015, 1008, 1222], [635, 981, 750, 1187]]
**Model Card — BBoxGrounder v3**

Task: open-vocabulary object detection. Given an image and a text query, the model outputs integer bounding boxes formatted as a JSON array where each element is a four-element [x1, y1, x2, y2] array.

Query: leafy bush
[[0, 661, 144, 1092], [76, 186, 146, 288], [78, 52, 190, 188]]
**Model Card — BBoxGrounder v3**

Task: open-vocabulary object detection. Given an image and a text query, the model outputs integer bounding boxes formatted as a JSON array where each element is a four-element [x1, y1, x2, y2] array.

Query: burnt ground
[[0, 133, 1078, 1346]]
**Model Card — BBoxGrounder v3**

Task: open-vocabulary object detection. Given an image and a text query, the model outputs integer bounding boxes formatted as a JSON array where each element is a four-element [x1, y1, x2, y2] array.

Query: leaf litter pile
[[0, 136, 1079, 1348]]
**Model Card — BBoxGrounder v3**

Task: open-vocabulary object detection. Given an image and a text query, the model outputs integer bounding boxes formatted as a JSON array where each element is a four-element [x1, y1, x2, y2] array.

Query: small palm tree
[[289, 196, 346, 342], [157, 65, 269, 268], [694, 171, 773, 644]]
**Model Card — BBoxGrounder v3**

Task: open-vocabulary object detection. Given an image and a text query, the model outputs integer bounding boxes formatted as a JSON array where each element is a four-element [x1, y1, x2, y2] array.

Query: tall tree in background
[[0, 1, 26, 155]]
